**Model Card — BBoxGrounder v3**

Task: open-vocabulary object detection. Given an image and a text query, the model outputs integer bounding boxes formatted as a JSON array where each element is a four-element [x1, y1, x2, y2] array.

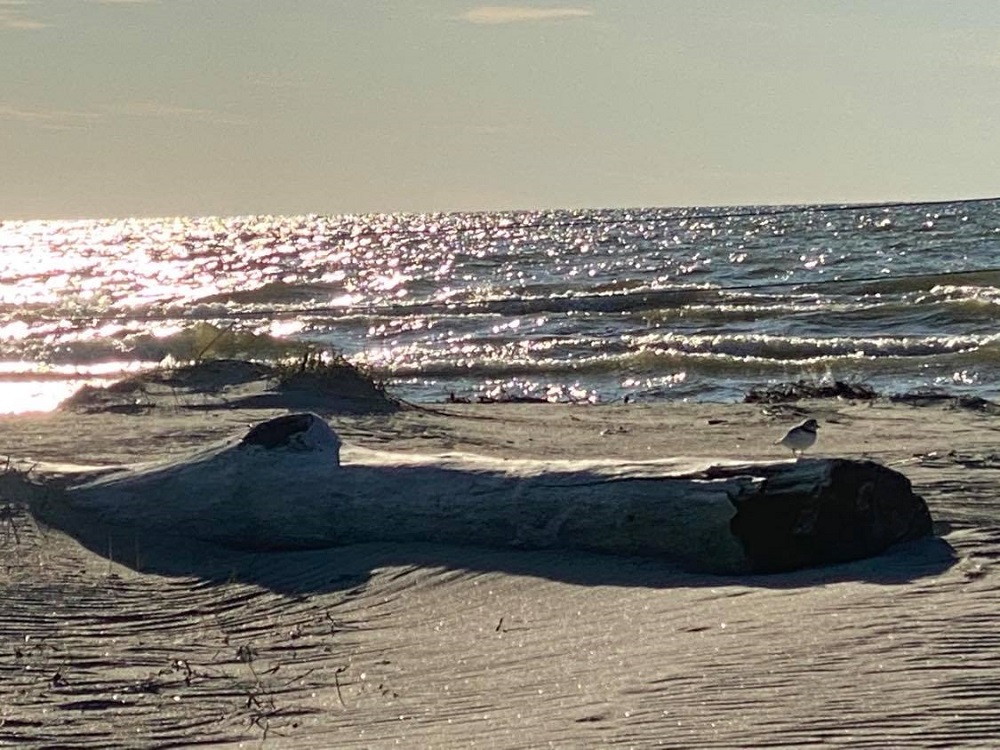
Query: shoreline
[[4, 355, 1000, 419], [1, 369, 999, 746]]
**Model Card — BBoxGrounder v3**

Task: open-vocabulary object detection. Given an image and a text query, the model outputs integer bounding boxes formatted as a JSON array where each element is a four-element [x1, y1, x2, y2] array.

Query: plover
[[776, 418, 819, 457]]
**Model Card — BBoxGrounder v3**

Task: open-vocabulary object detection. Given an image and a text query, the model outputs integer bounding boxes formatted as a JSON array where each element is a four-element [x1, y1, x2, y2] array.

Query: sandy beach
[[0, 371, 998, 748]]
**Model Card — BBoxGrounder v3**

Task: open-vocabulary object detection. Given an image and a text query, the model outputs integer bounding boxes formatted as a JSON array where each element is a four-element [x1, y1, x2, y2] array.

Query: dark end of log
[[238, 412, 341, 454], [240, 413, 319, 449], [729, 459, 933, 573]]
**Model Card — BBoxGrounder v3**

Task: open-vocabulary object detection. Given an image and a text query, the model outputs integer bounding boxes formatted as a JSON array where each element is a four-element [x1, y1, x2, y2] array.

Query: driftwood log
[[3, 413, 932, 574]]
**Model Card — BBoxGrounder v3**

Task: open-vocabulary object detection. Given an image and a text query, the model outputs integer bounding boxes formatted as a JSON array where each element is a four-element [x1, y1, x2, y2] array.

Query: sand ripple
[[3, 400, 1000, 746]]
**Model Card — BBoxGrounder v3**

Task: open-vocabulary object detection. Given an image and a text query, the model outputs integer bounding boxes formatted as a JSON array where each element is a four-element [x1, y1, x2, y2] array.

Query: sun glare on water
[[0, 219, 235, 414], [0, 362, 151, 414], [0, 379, 89, 414], [0, 215, 372, 414]]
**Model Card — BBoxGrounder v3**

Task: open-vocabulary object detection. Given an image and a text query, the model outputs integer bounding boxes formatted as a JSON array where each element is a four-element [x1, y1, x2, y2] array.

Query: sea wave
[[628, 332, 996, 360], [351, 331, 1000, 382], [3, 200, 1000, 408]]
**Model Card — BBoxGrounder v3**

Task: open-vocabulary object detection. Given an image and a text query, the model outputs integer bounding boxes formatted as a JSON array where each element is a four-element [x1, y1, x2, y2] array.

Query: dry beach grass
[[0, 366, 998, 747]]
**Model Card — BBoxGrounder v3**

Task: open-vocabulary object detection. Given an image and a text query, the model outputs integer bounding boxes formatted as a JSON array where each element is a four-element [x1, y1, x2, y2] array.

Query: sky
[[2, 0, 999, 219]]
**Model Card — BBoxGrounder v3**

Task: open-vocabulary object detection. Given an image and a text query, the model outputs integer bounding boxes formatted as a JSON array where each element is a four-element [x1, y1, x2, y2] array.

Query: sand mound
[[59, 358, 401, 415]]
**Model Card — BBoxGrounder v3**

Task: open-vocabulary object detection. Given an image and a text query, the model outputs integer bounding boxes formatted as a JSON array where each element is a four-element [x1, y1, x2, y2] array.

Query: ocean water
[[2, 198, 1000, 412]]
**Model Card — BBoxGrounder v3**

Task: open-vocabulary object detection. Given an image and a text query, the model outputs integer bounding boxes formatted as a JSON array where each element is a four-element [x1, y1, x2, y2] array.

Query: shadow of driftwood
[[27, 499, 958, 597]]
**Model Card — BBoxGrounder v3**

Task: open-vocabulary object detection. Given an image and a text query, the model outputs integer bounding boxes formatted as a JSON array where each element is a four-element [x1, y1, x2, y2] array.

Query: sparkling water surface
[[2, 199, 999, 412]]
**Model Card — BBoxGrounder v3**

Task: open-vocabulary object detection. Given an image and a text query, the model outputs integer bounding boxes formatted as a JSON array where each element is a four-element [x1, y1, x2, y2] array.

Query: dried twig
[[334, 666, 348, 707]]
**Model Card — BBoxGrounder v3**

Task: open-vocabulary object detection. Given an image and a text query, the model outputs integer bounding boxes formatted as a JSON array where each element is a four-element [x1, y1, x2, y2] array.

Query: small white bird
[[776, 418, 819, 457]]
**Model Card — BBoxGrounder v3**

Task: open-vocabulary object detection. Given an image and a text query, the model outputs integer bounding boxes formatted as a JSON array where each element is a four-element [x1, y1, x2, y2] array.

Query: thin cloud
[[0, 1, 46, 30], [468, 124, 517, 135], [1, 0, 154, 31], [245, 72, 306, 91], [459, 6, 593, 25], [0, 100, 243, 129], [117, 100, 246, 126], [0, 104, 100, 130]]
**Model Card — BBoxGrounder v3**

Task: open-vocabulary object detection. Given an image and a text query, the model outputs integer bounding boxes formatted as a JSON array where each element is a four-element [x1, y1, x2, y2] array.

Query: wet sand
[[0, 379, 998, 747]]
